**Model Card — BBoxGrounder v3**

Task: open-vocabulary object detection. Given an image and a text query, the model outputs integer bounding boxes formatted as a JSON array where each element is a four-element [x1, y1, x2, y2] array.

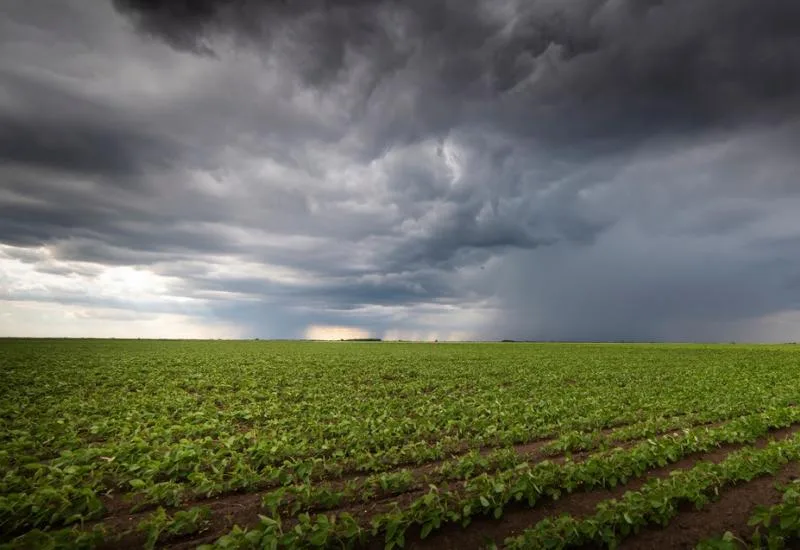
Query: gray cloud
[[0, 70, 178, 177], [0, 0, 799, 340], [113, 0, 800, 134]]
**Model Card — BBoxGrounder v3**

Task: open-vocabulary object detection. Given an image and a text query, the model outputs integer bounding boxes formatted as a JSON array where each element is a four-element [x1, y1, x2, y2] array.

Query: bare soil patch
[[617, 462, 800, 549]]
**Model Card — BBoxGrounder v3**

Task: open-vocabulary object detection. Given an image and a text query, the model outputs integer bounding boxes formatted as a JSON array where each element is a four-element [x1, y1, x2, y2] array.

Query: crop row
[[6, 404, 795, 549], [696, 477, 800, 549], [3, 404, 776, 538], [0, 506, 213, 550], [0, 414, 704, 540], [502, 432, 800, 549], [5, 341, 800, 546], [256, 407, 792, 519], [539, 410, 728, 456], [192, 406, 800, 549], [0, 404, 739, 494], [6, 343, 798, 479]]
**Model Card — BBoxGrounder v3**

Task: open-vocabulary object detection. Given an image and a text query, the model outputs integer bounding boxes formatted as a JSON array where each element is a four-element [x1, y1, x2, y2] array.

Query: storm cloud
[[1, 0, 799, 340]]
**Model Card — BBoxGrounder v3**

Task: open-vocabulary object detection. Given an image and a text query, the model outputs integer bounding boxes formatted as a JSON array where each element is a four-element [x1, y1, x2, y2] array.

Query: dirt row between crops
[[97, 419, 797, 549], [94, 414, 718, 537], [615, 461, 800, 549], [407, 423, 800, 550], [100, 411, 727, 521]]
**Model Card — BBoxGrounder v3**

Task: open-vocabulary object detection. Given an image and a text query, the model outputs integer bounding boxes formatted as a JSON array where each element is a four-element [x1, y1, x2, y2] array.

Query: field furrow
[[4, 340, 800, 549], [159, 409, 800, 550], [59, 408, 788, 546], [500, 434, 800, 549], [619, 462, 800, 549], [411, 433, 796, 550]]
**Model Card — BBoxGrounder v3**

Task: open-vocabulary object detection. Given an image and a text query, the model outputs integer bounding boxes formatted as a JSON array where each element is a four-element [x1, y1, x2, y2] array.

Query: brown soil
[[94, 417, 794, 549], [405, 440, 746, 550], [98, 412, 723, 522], [101, 415, 720, 516], [97, 491, 262, 549], [90, 418, 702, 548], [616, 462, 800, 549], [404, 424, 800, 550]]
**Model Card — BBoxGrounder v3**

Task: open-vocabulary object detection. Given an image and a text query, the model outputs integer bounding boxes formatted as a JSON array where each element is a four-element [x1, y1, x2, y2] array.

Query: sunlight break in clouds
[[304, 325, 372, 341]]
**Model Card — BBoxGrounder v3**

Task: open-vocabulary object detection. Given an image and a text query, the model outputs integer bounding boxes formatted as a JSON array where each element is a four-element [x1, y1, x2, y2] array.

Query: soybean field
[[2, 339, 800, 549]]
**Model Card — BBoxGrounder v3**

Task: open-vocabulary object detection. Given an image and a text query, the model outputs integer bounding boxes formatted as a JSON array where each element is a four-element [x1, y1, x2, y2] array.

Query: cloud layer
[[1, 0, 799, 340]]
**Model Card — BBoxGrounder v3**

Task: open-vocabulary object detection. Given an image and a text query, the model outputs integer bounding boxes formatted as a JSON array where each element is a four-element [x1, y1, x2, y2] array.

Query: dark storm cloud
[[113, 0, 800, 142], [1, 0, 800, 339], [0, 70, 178, 177], [0, 112, 167, 177], [177, 267, 462, 309], [0, 173, 234, 261], [488, 223, 800, 343]]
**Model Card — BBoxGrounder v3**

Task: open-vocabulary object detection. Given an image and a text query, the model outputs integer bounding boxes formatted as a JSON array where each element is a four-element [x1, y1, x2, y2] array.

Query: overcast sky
[[1, 0, 800, 341]]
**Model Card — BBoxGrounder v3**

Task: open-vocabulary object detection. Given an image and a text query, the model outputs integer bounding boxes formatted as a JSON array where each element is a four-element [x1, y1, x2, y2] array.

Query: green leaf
[[420, 522, 434, 539]]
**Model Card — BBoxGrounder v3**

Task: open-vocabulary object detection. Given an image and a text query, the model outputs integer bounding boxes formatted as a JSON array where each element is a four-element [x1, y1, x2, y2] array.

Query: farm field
[[2, 340, 800, 549]]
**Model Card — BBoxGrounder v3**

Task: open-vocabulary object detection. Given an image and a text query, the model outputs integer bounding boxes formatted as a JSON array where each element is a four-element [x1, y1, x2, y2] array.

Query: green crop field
[[2, 339, 800, 549]]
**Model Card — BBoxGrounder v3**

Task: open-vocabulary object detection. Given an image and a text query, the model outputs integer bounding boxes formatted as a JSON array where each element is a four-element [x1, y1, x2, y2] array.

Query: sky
[[1, 0, 800, 341]]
